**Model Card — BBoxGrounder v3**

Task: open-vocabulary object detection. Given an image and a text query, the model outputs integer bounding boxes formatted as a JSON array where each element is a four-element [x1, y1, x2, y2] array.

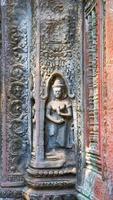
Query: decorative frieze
[[84, 0, 102, 172], [23, 193, 77, 200], [1, 0, 31, 186]]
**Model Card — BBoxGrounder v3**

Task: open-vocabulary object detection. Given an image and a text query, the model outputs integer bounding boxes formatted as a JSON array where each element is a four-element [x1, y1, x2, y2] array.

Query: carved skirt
[[46, 121, 67, 150]]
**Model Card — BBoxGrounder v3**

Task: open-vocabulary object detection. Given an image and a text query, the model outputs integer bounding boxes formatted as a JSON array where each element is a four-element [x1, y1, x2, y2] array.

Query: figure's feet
[[46, 149, 66, 161], [46, 149, 56, 156], [46, 149, 57, 160]]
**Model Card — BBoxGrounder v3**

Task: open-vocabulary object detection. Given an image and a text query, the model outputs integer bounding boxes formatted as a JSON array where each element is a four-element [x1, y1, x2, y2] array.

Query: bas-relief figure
[[45, 75, 75, 165]]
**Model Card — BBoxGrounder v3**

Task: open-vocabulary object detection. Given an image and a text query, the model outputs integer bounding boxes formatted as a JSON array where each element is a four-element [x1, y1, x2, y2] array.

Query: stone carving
[[84, 0, 101, 172], [23, 1, 82, 199], [11, 119, 28, 137], [25, 176, 75, 189], [0, 188, 22, 199], [0, 0, 107, 199], [10, 82, 24, 98], [45, 75, 74, 164], [27, 167, 76, 177], [24, 1, 83, 199], [39, 0, 79, 98], [0, 0, 84, 199], [23, 193, 77, 200], [39, 0, 83, 182], [7, 2, 30, 176], [0, 0, 31, 191], [10, 65, 24, 80]]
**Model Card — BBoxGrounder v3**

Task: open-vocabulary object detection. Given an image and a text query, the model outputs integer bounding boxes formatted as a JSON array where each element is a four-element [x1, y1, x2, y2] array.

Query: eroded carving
[[10, 65, 24, 80], [11, 119, 28, 137], [10, 82, 24, 98]]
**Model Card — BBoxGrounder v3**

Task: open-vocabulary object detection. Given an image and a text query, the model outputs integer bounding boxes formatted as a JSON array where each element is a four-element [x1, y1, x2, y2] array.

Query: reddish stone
[[102, 0, 113, 198], [94, 177, 109, 200]]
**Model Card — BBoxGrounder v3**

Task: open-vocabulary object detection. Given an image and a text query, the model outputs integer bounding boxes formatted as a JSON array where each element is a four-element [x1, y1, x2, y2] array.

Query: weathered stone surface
[[0, 0, 113, 199], [23, 189, 78, 200]]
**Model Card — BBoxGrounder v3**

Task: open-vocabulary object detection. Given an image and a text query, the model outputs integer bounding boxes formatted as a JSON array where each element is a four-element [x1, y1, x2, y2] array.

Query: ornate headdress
[[52, 78, 65, 88]]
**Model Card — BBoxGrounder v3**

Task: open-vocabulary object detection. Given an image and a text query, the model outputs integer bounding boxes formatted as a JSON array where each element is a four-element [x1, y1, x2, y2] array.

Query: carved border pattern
[[75, 0, 84, 183], [8, 1, 30, 175], [27, 167, 76, 177], [0, 188, 22, 199], [1, 0, 30, 181], [25, 177, 75, 189], [84, 0, 102, 172], [30, 0, 39, 154], [23, 193, 77, 200]]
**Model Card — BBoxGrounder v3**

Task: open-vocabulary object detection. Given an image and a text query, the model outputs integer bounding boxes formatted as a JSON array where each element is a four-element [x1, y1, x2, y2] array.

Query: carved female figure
[[45, 77, 73, 154]]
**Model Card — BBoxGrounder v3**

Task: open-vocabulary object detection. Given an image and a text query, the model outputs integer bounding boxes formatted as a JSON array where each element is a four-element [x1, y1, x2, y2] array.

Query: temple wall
[[0, 0, 113, 199]]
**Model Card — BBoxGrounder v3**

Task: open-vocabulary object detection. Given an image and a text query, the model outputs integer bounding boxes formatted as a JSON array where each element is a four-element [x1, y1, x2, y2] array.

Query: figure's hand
[[56, 118, 65, 124], [46, 112, 65, 124]]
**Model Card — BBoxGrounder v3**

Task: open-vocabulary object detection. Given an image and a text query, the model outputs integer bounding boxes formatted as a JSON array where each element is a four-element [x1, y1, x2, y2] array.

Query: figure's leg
[[56, 123, 66, 147]]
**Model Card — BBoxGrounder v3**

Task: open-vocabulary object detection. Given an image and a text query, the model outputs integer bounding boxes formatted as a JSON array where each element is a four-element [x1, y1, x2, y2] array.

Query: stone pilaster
[[24, 0, 83, 199]]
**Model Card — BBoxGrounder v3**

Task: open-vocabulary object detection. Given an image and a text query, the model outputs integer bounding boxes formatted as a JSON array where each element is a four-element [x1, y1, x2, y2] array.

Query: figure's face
[[53, 86, 62, 99]]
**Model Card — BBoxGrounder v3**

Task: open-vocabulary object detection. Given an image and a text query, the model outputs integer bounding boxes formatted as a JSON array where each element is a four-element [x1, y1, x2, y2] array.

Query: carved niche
[[44, 73, 76, 168]]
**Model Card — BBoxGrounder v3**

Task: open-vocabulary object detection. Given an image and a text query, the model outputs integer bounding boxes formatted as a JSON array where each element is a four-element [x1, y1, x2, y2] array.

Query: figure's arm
[[46, 105, 64, 124]]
